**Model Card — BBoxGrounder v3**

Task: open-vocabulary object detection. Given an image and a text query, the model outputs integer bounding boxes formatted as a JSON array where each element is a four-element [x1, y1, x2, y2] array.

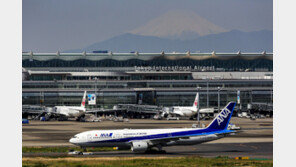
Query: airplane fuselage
[[54, 106, 85, 117], [172, 106, 197, 117], [69, 128, 225, 148], [169, 92, 199, 117]]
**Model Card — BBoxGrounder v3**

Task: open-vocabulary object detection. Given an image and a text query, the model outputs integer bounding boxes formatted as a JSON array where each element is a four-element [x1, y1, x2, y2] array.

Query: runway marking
[[250, 145, 258, 150], [239, 143, 248, 148], [238, 143, 258, 150]]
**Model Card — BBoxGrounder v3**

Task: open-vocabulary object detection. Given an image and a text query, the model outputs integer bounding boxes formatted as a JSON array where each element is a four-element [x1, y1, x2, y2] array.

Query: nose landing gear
[[81, 147, 87, 152]]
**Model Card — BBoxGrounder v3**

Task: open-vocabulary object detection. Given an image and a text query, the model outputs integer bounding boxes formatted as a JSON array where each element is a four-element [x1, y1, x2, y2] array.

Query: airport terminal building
[[22, 51, 273, 111]]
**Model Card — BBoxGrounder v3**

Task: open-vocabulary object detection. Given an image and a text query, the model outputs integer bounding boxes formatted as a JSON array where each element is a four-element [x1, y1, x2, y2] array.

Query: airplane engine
[[131, 141, 148, 152]]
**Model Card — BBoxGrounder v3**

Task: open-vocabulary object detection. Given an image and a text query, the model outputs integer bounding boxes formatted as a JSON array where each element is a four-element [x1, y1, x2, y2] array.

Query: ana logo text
[[216, 108, 231, 125], [100, 133, 113, 138]]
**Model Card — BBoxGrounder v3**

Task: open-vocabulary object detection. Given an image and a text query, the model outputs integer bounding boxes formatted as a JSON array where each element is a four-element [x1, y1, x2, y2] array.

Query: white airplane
[[170, 92, 200, 117], [53, 91, 87, 118], [69, 102, 236, 153]]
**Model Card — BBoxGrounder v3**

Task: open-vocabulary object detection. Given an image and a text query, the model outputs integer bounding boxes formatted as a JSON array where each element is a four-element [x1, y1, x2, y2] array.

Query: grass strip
[[23, 156, 273, 167]]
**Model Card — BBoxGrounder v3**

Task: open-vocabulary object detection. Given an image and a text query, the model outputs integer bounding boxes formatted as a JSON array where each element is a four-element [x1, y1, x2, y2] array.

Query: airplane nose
[[69, 138, 75, 144]]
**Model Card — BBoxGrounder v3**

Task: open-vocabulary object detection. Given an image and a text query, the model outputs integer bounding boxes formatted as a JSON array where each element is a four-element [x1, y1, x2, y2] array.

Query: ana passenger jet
[[69, 102, 236, 153]]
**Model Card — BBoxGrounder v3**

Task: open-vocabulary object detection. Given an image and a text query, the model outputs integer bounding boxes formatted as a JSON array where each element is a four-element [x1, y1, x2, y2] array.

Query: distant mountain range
[[65, 10, 272, 53], [129, 10, 227, 40], [65, 29, 272, 53]]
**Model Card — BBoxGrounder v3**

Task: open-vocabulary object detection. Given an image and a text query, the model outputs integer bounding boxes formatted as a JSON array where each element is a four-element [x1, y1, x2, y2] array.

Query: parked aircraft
[[53, 91, 87, 117], [30, 91, 88, 121], [163, 92, 214, 120], [170, 92, 200, 117]]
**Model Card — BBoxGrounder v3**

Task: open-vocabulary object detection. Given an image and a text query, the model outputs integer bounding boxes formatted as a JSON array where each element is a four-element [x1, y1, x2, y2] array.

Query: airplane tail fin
[[81, 91, 87, 108], [193, 92, 199, 108], [206, 102, 236, 130]]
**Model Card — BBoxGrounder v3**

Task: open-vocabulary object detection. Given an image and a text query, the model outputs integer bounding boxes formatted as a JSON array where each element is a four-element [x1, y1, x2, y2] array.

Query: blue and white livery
[[69, 102, 236, 152]]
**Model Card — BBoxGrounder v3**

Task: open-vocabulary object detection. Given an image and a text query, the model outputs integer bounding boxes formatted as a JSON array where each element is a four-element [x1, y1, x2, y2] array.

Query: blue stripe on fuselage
[[88, 128, 233, 144]]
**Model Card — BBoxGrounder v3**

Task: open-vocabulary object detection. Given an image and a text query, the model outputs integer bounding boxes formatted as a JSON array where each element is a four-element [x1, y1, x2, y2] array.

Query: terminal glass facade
[[22, 52, 273, 111], [22, 89, 272, 110]]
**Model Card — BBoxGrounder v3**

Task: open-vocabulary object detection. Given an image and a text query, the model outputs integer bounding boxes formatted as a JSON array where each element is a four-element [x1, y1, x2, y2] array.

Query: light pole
[[95, 77, 97, 117], [207, 79, 209, 108], [54, 79, 59, 106], [196, 87, 201, 127], [218, 87, 221, 112]]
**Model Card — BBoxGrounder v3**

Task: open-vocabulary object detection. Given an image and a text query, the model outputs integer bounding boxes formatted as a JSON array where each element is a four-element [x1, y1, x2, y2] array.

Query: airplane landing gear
[[81, 147, 87, 152], [58, 116, 68, 121], [156, 145, 166, 153], [144, 145, 166, 154], [156, 145, 163, 152]]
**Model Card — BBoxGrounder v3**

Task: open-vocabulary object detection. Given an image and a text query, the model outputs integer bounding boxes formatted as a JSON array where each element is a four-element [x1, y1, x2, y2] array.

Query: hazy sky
[[23, 0, 273, 52]]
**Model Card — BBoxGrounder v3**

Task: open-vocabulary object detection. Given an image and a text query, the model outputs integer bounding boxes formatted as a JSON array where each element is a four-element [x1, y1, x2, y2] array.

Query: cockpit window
[[73, 135, 78, 138]]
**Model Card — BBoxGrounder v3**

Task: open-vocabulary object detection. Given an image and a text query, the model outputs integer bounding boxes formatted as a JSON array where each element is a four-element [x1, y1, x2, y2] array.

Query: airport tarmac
[[22, 117, 273, 159]]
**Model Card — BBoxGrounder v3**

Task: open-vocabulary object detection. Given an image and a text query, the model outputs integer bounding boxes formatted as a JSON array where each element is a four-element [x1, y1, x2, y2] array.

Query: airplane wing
[[130, 129, 235, 145], [148, 136, 190, 144], [85, 109, 121, 114], [168, 112, 182, 117]]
